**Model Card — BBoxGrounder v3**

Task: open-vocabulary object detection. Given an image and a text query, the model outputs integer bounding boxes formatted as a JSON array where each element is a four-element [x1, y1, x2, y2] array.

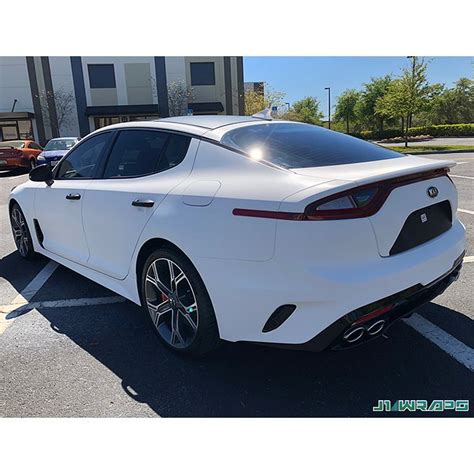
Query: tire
[[10, 203, 37, 260], [140, 247, 220, 355], [29, 157, 36, 170]]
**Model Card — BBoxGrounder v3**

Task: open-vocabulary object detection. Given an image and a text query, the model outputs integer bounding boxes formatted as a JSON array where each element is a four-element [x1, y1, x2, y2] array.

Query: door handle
[[66, 193, 81, 200], [132, 199, 155, 208]]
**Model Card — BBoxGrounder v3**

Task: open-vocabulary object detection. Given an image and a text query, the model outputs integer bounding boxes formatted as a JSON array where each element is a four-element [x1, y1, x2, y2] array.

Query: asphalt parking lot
[[1, 153, 473, 417]]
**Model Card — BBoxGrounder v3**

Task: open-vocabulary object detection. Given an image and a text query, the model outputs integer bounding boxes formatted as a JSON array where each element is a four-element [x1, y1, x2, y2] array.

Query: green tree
[[428, 78, 474, 124], [376, 57, 433, 146], [334, 89, 360, 133], [282, 96, 324, 125], [244, 83, 286, 116], [355, 75, 393, 132]]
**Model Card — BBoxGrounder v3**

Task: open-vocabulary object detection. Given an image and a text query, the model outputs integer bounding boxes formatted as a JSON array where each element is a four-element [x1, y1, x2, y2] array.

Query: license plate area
[[389, 200, 452, 255]]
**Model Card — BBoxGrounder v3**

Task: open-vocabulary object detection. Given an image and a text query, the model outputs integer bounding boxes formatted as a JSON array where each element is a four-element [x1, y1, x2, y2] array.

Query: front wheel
[[29, 158, 36, 170], [140, 248, 220, 355], [10, 203, 36, 260]]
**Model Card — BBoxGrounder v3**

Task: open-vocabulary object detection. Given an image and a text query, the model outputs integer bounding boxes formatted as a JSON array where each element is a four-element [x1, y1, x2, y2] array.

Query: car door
[[34, 132, 112, 265], [81, 128, 193, 279]]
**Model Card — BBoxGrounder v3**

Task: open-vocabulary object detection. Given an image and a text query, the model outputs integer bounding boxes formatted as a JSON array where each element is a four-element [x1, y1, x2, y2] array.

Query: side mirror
[[30, 164, 53, 184]]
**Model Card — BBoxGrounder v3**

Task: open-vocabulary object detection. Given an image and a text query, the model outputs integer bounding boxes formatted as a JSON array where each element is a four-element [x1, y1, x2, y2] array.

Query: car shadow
[[2, 252, 473, 417], [37, 300, 474, 417]]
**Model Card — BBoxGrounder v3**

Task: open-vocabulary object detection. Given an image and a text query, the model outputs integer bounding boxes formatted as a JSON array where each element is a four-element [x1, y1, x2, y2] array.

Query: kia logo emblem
[[427, 186, 439, 198]]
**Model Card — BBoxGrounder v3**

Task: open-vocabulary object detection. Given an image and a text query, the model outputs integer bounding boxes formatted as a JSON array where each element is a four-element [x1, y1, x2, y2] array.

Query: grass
[[385, 145, 474, 154]]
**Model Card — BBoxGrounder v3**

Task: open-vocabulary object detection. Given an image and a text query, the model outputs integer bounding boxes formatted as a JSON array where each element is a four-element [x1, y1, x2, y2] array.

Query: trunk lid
[[291, 155, 457, 257]]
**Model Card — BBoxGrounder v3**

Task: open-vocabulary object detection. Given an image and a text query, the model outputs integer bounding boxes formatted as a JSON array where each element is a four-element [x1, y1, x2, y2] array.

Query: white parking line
[[0, 261, 58, 334], [458, 208, 474, 215], [450, 174, 474, 180], [1, 295, 125, 320], [404, 313, 474, 372], [12, 261, 59, 304], [464, 256, 474, 263]]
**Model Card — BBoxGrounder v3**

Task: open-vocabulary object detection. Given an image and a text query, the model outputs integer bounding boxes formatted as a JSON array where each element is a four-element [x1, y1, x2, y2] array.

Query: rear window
[[220, 122, 403, 168]]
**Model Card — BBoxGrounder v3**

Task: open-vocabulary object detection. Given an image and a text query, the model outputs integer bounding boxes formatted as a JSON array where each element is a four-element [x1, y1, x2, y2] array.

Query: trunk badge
[[427, 186, 439, 198], [420, 213, 428, 223]]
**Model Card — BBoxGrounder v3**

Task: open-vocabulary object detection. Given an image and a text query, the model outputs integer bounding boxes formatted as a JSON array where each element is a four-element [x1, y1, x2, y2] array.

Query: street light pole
[[325, 87, 331, 129]]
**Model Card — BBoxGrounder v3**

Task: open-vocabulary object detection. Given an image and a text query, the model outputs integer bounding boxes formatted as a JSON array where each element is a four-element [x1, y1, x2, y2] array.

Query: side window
[[30, 142, 41, 150], [157, 133, 191, 171], [56, 133, 110, 179], [102, 130, 191, 178]]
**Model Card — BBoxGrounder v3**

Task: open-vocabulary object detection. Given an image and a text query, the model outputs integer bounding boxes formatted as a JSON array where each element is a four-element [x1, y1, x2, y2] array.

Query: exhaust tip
[[343, 326, 365, 343], [367, 319, 386, 336]]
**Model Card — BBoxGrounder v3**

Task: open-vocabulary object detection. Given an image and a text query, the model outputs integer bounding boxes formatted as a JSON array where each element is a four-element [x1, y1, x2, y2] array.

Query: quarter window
[[190, 62, 215, 86], [103, 130, 191, 178], [56, 133, 110, 179]]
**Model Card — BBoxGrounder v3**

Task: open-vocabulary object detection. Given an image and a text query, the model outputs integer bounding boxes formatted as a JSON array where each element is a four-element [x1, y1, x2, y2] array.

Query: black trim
[[85, 104, 160, 116], [187, 102, 224, 113], [0, 112, 35, 120], [26, 57, 46, 145], [247, 253, 464, 352], [33, 219, 44, 246], [154, 57, 169, 117], [389, 200, 452, 256], [223, 57, 233, 114], [70, 57, 91, 137], [262, 305, 296, 333], [236, 57, 245, 115], [41, 57, 59, 137]]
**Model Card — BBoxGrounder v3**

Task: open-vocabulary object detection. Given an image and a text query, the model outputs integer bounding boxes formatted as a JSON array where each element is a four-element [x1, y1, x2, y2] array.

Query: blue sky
[[243, 57, 473, 119]]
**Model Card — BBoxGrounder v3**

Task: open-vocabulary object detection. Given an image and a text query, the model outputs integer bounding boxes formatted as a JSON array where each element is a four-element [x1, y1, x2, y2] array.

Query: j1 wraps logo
[[373, 399, 469, 412]]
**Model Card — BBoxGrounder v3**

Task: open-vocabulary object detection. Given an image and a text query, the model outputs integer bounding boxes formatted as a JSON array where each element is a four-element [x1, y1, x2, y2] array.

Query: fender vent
[[33, 219, 44, 245], [262, 305, 296, 333]]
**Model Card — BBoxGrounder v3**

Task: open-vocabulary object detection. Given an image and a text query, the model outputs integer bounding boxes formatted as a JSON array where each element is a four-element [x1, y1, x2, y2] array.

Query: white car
[[9, 116, 465, 355]]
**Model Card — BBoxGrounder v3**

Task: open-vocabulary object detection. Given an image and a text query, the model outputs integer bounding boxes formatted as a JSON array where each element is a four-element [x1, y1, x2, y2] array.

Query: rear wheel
[[140, 248, 220, 355], [10, 203, 36, 260]]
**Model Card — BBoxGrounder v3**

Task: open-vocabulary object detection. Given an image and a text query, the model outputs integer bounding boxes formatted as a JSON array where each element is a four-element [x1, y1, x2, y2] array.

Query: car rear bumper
[[196, 218, 465, 345], [0, 158, 29, 170], [270, 251, 464, 352]]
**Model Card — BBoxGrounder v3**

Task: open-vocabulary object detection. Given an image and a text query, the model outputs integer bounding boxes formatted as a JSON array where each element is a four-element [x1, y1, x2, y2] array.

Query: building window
[[0, 119, 33, 141], [190, 62, 215, 86], [88, 64, 116, 89]]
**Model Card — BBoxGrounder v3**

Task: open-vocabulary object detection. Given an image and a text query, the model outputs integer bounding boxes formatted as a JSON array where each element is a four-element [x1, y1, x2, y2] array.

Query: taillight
[[233, 168, 449, 221], [304, 186, 388, 220]]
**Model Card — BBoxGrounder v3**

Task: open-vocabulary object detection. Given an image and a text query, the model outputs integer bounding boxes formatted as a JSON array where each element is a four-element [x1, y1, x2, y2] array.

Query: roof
[[157, 115, 262, 130], [48, 137, 80, 140], [89, 115, 269, 141]]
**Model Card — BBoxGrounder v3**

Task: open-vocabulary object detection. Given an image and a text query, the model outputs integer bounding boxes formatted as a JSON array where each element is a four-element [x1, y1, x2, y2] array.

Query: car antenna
[[252, 108, 273, 121]]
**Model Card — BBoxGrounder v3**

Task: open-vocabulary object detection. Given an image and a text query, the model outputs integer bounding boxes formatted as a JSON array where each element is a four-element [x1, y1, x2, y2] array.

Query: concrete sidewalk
[[377, 137, 474, 147]]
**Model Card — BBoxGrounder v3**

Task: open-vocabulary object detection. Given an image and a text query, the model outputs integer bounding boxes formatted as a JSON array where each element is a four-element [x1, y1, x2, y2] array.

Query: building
[[244, 81, 264, 95], [0, 56, 244, 145]]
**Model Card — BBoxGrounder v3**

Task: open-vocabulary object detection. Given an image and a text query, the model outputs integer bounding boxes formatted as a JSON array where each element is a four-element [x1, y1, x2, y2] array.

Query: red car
[[0, 140, 43, 171]]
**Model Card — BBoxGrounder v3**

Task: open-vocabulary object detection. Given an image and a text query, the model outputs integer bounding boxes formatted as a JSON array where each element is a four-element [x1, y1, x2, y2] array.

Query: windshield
[[44, 139, 76, 151], [0, 141, 25, 149], [220, 122, 403, 168]]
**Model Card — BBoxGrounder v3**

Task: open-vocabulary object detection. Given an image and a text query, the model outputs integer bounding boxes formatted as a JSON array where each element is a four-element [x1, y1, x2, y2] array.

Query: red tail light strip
[[233, 168, 449, 221]]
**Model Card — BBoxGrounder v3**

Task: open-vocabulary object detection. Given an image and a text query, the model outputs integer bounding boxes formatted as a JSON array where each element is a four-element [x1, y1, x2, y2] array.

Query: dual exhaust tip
[[343, 319, 386, 344]]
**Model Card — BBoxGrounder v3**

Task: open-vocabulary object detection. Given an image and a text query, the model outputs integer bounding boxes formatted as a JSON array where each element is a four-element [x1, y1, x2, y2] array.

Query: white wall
[[49, 57, 80, 137], [0, 57, 33, 113], [81, 56, 157, 106]]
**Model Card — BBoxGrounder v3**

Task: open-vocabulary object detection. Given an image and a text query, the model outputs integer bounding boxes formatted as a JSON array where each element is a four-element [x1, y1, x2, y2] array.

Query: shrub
[[351, 123, 474, 140]]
